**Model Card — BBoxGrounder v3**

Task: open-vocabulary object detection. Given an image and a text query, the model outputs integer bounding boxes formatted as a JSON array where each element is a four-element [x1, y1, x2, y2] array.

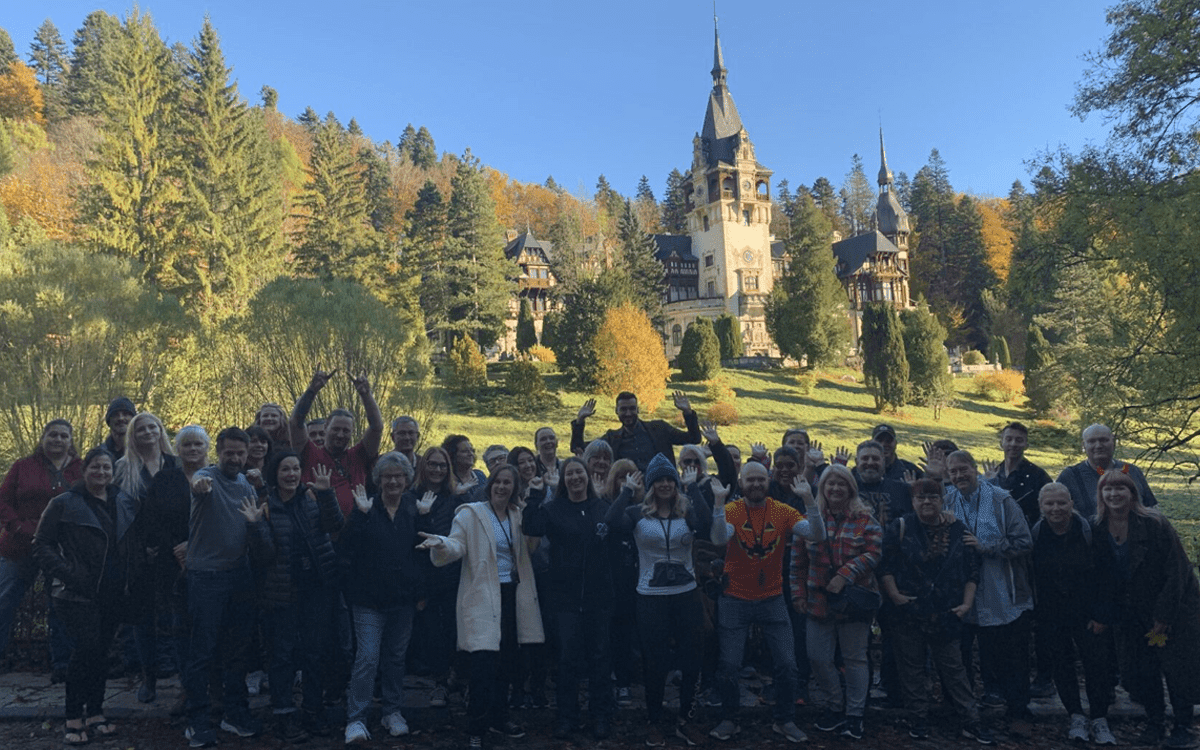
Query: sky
[[10, 1, 1117, 201]]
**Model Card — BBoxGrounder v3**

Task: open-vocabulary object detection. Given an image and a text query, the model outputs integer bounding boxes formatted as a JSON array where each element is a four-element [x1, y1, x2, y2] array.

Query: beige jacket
[[430, 501, 544, 652]]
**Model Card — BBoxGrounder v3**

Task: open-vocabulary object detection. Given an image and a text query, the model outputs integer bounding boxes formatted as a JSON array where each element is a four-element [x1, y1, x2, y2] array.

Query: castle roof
[[832, 231, 900, 279], [651, 234, 696, 262], [504, 230, 552, 263], [700, 26, 745, 168]]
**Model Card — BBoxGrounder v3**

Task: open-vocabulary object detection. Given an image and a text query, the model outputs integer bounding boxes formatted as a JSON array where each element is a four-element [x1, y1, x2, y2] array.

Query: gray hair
[[582, 439, 613, 466], [372, 451, 414, 485], [174, 424, 210, 453], [946, 449, 977, 470]]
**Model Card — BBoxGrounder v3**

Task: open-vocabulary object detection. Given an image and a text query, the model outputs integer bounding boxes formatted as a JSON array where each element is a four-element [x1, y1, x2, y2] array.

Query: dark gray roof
[[876, 190, 910, 236], [771, 240, 787, 259], [651, 234, 696, 262], [832, 231, 899, 278], [504, 230, 552, 263]]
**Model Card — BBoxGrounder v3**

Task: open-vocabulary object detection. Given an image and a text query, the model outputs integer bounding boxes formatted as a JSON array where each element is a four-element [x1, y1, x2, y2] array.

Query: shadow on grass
[[734, 387, 878, 416], [954, 393, 1028, 421]]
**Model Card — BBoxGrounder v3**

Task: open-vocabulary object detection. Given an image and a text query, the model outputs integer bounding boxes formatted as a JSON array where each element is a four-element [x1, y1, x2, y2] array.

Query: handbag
[[823, 536, 880, 621], [648, 517, 695, 588]]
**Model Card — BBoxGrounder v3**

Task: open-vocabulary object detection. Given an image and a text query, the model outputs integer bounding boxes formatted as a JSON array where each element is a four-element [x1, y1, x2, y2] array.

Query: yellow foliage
[[977, 198, 1014, 282], [0, 137, 86, 241], [527, 344, 556, 363], [593, 303, 669, 413], [707, 401, 739, 425], [972, 370, 1024, 402], [0, 62, 45, 126]]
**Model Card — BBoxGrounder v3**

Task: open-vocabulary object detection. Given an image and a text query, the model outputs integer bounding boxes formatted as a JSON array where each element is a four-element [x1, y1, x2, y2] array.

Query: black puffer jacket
[[260, 485, 343, 608], [340, 496, 427, 610], [32, 482, 151, 618]]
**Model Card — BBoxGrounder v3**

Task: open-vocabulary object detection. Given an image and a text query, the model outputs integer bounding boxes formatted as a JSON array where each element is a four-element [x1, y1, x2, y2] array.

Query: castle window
[[703, 215, 709, 231], [744, 275, 758, 291], [742, 209, 751, 226], [706, 281, 715, 297], [756, 181, 768, 198], [704, 254, 714, 268], [672, 324, 682, 346], [722, 177, 734, 195]]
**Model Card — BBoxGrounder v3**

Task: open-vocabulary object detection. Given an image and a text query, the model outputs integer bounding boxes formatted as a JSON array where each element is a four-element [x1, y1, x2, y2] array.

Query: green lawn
[[430, 366, 1200, 541]]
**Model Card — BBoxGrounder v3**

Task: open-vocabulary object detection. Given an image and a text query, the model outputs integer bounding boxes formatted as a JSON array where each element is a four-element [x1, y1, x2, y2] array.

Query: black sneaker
[[841, 716, 864, 740], [815, 711, 846, 733], [185, 725, 219, 748], [489, 721, 526, 739], [1164, 726, 1198, 749], [908, 723, 929, 740], [962, 723, 996, 745]]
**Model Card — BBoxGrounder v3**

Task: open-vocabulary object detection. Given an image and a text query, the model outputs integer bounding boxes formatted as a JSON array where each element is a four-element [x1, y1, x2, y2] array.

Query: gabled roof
[[503, 230, 552, 264], [700, 27, 745, 169], [651, 234, 696, 262], [832, 231, 899, 278], [770, 240, 787, 259]]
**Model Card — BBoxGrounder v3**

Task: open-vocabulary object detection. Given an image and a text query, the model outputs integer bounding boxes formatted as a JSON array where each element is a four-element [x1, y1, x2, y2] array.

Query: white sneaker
[[1068, 713, 1089, 742], [1090, 717, 1117, 746], [382, 711, 409, 737], [344, 721, 371, 744], [245, 669, 267, 696]]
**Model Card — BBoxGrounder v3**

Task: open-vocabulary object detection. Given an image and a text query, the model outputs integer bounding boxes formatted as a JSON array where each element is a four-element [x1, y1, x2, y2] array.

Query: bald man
[[1055, 424, 1156, 518]]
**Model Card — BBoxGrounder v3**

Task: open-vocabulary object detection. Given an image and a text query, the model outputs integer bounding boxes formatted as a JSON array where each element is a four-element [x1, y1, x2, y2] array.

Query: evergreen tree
[[595, 174, 623, 231], [27, 19, 68, 121], [293, 113, 378, 282], [713, 314, 743, 360], [909, 149, 958, 321], [0, 28, 16, 74], [398, 123, 416, 158], [65, 11, 121, 117], [0, 119, 13, 177], [900, 301, 953, 409], [405, 179, 450, 339], [347, 117, 362, 136], [634, 175, 660, 232], [765, 193, 848, 367], [516, 297, 537, 352], [947, 194, 998, 349], [79, 8, 187, 290], [297, 106, 320, 130], [544, 175, 561, 193], [1023, 323, 1057, 414], [894, 171, 912, 213], [357, 142, 395, 233], [677, 318, 721, 381], [839, 154, 876, 236], [776, 179, 794, 217], [443, 149, 512, 347], [551, 271, 624, 387], [260, 85, 277, 110], [661, 168, 689, 234], [616, 199, 665, 329], [810, 176, 844, 235], [539, 309, 561, 351], [410, 125, 437, 168], [861, 302, 909, 411], [178, 17, 286, 317], [636, 175, 655, 203]]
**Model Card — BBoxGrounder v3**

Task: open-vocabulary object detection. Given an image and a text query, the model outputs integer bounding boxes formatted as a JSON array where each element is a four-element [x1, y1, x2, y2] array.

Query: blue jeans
[[0, 555, 71, 668], [555, 609, 613, 724], [266, 586, 335, 714], [184, 566, 254, 729], [717, 594, 796, 722], [346, 604, 415, 723]]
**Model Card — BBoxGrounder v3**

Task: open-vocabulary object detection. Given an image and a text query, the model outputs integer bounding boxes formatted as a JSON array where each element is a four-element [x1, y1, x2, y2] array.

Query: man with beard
[[1056, 424, 1157, 519], [570, 391, 700, 471], [100, 397, 136, 461], [870, 425, 923, 483], [852, 441, 912, 529], [183, 428, 271, 747]]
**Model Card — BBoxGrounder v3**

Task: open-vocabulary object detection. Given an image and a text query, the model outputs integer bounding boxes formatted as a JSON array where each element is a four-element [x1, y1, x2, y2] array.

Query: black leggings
[[466, 582, 519, 736], [637, 589, 703, 724], [57, 599, 120, 721]]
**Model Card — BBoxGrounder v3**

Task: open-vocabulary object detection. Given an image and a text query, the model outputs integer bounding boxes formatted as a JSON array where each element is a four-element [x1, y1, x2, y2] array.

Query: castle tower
[[678, 22, 777, 355], [876, 128, 910, 252]]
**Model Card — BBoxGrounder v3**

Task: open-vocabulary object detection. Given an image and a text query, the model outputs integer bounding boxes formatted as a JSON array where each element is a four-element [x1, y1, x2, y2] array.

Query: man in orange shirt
[[709, 462, 824, 744]]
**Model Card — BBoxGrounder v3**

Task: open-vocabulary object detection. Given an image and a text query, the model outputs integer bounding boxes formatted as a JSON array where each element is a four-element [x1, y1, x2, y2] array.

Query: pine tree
[[0, 28, 16, 74], [552, 271, 625, 387], [677, 318, 721, 381], [79, 9, 187, 290], [410, 125, 436, 168], [297, 106, 320, 130], [65, 11, 121, 117], [616, 199, 665, 329], [357, 142, 394, 233], [861, 302, 909, 411], [178, 17, 286, 317], [810, 176, 844, 236], [765, 193, 848, 367], [714, 314, 744, 360], [595, 174, 623, 232], [516, 297, 537, 352], [347, 117, 362, 136], [260, 85, 277, 110], [27, 20, 68, 121], [544, 175, 561, 193], [397, 123, 416, 159], [634, 174, 660, 232], [900, 301, 953, 409], [661, 168, 688, 234], [839, 154, 876, 236]]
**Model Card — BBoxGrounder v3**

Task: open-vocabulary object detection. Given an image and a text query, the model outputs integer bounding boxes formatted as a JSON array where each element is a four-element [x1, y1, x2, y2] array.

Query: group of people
[[1, 378, 1198, 749]]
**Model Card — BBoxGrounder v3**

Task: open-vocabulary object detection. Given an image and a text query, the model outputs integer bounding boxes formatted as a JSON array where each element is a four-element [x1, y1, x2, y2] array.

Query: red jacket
[[0, 453, 83, 560]]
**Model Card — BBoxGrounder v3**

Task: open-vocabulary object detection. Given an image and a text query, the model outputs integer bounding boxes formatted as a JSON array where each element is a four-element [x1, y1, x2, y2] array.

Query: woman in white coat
[[416, 464, 544, 750]]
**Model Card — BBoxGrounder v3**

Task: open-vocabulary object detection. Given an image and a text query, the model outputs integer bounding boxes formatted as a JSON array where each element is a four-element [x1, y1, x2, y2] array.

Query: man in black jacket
[[570, 390, 700, 471]]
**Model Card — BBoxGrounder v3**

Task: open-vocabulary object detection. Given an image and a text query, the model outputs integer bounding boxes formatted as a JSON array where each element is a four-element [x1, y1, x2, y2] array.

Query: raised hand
[[192, 475, 212, 494], [415, 531, 445, 550], [576, 398, 597, 421], [701, 421, 721, 445], [710, 478, 730, 505], [791, 475, 814, 505], [672, 390, 692, 412], [417, 491, 437, 515], [807, 446, 825, 469], [834, 446, 851, 465], [351, 373, 372, 398], [902, 469, 917, 484], [751, 442, 768, 460], [352, 484, 372, 513], [245, 468, 263, 488], [312, 464, 332, 491], [527, 475, 545, 495], [681, 466, 699, 486], [545, 470, 560, 490], [622, 471, 644, 494], [238, 497, 264, 523], [980, 458, 1000, 479], [923, 443, 947, 478], [309, 368, 337, 392]]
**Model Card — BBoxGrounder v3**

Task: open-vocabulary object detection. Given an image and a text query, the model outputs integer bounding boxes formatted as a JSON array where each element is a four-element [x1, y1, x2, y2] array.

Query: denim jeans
[[184, 566, 254, 729], [555, 608, 613, 724], [346, 603, 415, 723], [716, 594, 796, 722], [266, 586, 335, 714], [808, 616, 870, 717], [0, 555, 71, 668]]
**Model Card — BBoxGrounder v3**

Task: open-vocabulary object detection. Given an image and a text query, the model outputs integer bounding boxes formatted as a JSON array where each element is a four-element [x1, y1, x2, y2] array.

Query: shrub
[[446, 336, 487, 394], [677, 318, 721, 381], [972, 370, 1024, 402], [705, 377, 735, 403], [795, 372, 816, 395], [527, 344, 556, 364], [707, 401, 739, 425], [962, 349, 986, 366]]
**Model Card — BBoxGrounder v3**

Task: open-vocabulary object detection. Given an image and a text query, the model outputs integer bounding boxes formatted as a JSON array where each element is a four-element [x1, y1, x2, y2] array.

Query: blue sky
[[12, 1, 1114, 201]]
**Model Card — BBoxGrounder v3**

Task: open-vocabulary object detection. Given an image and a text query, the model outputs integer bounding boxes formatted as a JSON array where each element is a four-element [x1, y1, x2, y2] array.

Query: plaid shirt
[[791, 511, 882, 621]]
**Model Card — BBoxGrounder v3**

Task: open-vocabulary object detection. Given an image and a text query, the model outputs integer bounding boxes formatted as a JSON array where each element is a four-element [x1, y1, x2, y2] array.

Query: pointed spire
[[712, 11, 727, 87], [877, 126, 894, 188]]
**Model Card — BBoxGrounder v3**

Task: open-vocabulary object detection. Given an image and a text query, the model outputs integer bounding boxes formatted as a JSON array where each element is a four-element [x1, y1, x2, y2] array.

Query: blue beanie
[[644, 453, 680, 490]]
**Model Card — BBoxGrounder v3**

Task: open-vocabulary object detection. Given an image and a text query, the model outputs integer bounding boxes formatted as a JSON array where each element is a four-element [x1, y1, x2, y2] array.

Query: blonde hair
[[117, 412, 175, 498], [816, 463, 871, 517], [604, 458, 638, 500], [640, 482, 690, 521]]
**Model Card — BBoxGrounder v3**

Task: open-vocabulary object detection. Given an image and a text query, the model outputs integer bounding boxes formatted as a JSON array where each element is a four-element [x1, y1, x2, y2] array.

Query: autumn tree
[[677, 318, 721, 381], [861, 302, 909, 411], [766, 193, 848, 367], [0, 61, 46, 124], [593, 303, 670, 413], [551, 271, 625, 387], [516, 296, 537, 352]]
